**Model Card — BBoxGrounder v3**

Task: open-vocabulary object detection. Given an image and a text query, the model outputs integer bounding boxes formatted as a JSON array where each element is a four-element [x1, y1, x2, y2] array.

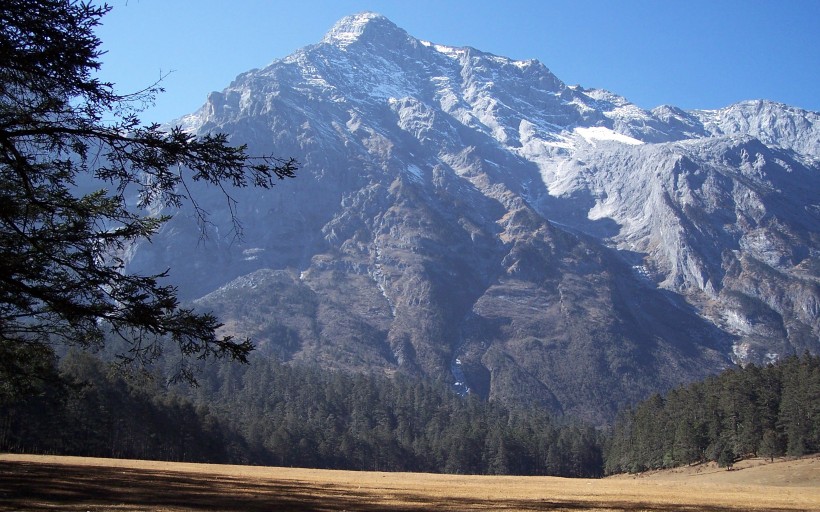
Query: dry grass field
[[1, 453, 818, 511]]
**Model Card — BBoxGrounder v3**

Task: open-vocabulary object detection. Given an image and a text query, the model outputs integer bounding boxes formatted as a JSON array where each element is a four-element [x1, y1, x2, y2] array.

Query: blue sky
[[95, 0, 819, 123]]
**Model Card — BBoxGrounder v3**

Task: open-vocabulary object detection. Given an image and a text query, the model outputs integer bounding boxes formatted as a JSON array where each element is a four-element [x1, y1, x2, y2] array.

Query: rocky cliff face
[[126, 13, 819, 423]]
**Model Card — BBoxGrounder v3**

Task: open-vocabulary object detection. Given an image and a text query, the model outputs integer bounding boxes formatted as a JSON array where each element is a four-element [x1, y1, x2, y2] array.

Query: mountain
[[126, 13, 820, 424]]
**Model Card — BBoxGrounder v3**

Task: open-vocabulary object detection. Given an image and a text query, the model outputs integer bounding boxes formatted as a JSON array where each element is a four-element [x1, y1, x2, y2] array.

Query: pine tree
[[0, 0, 296, 397]]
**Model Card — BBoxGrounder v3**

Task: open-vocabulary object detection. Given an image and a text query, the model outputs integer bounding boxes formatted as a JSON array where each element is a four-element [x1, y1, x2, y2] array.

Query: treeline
[[0, 351, 253, 463], [0, 351, 603, 477], [3, 351, 818, 477], [606, 353, 820, 473], [209, 359, 604, 476]]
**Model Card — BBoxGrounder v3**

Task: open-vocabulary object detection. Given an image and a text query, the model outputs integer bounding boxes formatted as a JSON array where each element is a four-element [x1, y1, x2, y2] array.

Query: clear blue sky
[[95, 0, 820, 123]]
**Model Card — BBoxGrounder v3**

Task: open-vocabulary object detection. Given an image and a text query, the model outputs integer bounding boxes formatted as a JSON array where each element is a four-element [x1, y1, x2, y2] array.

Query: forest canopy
[[606, 353, 820, 473], [2, 350, 818, 477]]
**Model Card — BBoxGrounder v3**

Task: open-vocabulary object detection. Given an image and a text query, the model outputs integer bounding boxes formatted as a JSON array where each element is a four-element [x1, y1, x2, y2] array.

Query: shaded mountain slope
[[126, 13, 819, 422]]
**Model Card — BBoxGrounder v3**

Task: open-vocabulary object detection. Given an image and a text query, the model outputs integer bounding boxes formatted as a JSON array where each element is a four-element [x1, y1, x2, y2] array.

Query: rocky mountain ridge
[[127, 13, 819, 423]]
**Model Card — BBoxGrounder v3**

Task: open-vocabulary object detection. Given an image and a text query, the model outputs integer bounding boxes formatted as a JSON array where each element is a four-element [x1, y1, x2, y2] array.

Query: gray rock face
[[127, 13, 819, 423]]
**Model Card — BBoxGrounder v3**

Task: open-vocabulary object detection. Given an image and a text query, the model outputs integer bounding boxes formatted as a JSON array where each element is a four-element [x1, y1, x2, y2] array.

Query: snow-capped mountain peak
[[322, 11, 411, 49], [134, 13, 819, 423]]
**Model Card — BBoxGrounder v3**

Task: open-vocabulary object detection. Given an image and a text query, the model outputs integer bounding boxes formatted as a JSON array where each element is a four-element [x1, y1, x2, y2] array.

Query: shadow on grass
[[0, 461, 798, 512]]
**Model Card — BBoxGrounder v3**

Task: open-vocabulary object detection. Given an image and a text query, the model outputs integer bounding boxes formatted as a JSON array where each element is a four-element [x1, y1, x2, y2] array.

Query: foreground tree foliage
[[0, 0, 296, 397], [605, 353, 820, 473]]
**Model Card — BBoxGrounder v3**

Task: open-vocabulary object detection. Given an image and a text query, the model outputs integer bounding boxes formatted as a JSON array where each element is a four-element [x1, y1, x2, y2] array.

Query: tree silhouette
[[0, 0, 296, 397]]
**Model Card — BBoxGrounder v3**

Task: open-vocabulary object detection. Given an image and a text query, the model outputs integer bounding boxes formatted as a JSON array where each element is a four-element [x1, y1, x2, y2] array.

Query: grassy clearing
[[1, 453, 818, 511]]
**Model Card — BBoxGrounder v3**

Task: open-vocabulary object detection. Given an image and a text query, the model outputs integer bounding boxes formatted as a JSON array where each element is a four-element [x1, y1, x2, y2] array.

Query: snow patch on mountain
[[405, 164, 424, 182], [574, 126, 645, 146]]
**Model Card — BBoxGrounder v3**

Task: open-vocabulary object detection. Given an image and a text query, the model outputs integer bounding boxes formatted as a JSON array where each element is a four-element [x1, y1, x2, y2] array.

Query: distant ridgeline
[[1, 352, 818, 476]]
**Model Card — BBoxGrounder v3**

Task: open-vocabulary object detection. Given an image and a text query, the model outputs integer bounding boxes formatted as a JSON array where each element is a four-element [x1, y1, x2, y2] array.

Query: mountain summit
[[136, 14, 820, 423], [322, 12, 411, 48]]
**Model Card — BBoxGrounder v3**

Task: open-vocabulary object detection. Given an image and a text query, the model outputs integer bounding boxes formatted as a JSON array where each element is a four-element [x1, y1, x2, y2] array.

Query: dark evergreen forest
[[606, 352, 820, 473], [2, 352, 818, 477]]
